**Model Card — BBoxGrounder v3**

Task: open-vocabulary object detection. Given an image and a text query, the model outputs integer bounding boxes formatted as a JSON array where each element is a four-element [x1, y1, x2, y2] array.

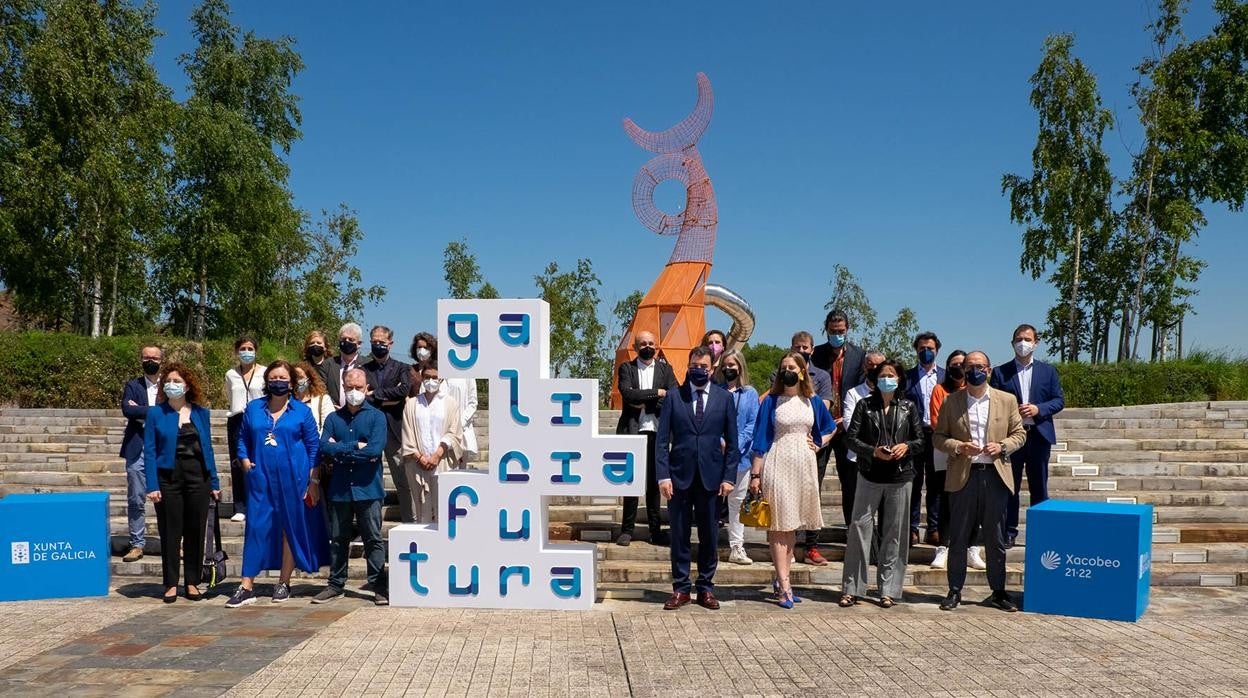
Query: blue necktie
[[694, 389, 705, 425]]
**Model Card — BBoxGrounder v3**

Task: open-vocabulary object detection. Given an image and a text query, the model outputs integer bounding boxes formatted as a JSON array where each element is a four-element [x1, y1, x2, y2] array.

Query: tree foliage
[[535, 259, 608, 387], [443, 238, 497, 299]]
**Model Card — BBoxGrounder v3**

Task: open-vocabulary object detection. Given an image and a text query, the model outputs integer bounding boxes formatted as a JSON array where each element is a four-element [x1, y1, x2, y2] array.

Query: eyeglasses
[[964, 364, 988, 371]]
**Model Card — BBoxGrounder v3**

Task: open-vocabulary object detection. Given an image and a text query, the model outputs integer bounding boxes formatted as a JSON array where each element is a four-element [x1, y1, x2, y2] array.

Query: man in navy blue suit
[[990, 324, 1065, 547], [119, 344, 164, 563], [656, 346, 740, 610], [905, 331, 944, 546]]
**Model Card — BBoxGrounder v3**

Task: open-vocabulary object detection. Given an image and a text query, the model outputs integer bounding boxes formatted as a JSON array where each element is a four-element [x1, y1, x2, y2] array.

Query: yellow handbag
[[739, 489, 771, 528]]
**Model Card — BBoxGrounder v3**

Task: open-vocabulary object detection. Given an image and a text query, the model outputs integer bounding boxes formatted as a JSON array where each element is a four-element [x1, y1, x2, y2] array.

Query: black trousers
[[804, 442, 834, 546], [910, 427, 939, 534], [620, 432, 661, 537], [226, 413, 247, 514], [831, 433, 857, 528], [946, 467, 1010, 593], [155, 457, 211, 589]]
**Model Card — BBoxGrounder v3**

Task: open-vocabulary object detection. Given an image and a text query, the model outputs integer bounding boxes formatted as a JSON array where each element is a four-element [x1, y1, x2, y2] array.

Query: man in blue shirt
[[314, 368, 389, 605]]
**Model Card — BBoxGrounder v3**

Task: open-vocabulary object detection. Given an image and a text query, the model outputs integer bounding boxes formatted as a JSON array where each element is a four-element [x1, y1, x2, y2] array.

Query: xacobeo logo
[[1040, 550, 1062, 571], [10, 541, 30, 565]]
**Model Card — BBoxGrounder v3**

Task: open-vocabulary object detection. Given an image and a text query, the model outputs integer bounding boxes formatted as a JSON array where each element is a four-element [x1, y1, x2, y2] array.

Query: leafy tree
[[287, 205, 385, 344], [823, 263, 878, 338], [873, 307, 920, 364], [535, 259, 608, 399], [443, 238, 498, 299], [607, 289, 643, 350], [1002, 33, 1115, 362], [743, 342, 786, 391]]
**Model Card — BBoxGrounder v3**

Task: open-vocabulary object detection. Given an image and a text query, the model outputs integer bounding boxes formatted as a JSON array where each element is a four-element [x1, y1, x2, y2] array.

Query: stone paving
[[3, 581, 1248, 696]]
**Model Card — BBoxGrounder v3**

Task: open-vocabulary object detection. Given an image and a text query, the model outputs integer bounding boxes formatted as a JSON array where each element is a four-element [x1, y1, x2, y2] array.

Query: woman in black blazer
[[144, 363, 221, 602]]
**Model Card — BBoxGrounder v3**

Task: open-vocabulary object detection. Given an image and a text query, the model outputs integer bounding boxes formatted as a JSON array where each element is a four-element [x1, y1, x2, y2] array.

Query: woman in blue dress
[[226, 359, 329, 607]]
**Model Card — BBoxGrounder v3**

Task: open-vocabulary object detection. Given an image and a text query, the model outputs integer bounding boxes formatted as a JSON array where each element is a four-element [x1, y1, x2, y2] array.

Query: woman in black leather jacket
[[840, 359, 925, 607]]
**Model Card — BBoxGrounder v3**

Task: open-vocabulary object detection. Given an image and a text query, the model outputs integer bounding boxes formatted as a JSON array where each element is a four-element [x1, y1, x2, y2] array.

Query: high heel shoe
[[778, 590, 795, 609]]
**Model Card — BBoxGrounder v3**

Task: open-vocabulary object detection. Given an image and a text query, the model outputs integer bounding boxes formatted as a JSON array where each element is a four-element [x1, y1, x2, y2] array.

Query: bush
[[1056, 352, 1248, 407], [0, 331, 302, 409]]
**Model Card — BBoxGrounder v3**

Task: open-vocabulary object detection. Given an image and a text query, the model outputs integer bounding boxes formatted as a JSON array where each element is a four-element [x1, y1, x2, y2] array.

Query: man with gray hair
[[363, 324, 414, 522], [332, 322, 369, 407]]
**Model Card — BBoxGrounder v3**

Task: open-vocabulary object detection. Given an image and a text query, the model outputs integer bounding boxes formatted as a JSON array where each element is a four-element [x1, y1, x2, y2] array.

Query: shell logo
[[1040, 550, 1062, 571]]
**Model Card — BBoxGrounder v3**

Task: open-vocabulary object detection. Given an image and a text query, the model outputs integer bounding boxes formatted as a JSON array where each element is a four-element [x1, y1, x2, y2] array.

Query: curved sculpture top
[[622, 72, 714, 154]]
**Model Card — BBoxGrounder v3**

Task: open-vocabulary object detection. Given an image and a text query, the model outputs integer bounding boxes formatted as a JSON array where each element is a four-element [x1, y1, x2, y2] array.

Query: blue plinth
[[1024, 499, 1151, 622], [0, 492, 111, 601]]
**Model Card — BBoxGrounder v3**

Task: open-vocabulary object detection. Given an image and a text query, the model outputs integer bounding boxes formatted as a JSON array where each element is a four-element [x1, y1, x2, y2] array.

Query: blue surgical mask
[[238, 350, 256, 364], [163, 382, 185, 399], [966, 367, 989, 386], [918, 348, 936, 366], [877, 376, 899, 393], [827, 333, 846, 348], [687, 367, 711, 387]]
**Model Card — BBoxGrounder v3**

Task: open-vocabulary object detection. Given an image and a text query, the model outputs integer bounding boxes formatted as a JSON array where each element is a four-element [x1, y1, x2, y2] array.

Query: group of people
[[118, 323, 480, 607], [616, 312, 1064, 612]]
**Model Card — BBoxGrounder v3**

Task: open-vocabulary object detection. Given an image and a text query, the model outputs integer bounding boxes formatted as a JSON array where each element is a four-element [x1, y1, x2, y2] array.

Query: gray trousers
[[947, 467, 1010, 593], [842, 475, 911, 599], [385, 436, 413, 523]]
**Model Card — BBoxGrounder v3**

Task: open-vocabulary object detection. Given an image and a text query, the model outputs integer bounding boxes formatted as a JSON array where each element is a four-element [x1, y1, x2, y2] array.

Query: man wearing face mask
[[332, 322, 371, 408], [362, 325, 414, 523], [933, 351, 1027, 612], [785, 331, 835, 566], [810, 310, 866, 528], [656, 346, 739, 610], [119, 344, 164, 563], [616, 330, 679, 547], [990, 324, 1065, 548], [315, 368, 389, 605], [905, 331, 944, 547]]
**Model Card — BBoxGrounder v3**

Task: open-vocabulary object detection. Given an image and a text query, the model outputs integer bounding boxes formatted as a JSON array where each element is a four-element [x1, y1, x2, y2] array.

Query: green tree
[[0, 0, 171, 336], [160, 0, 304, 340], [443, 238, 498, 299], [872, 307, 920, 363], [608, 289, 644, 350], [535, 259, 608, 396], [743, 342, 786, 391], [1002, 33, 1115, 362], [288, 205, 385, 345], [823, 263, 878, 338]]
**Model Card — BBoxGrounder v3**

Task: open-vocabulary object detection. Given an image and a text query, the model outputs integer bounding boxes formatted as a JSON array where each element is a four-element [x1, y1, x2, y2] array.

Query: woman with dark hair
[[408, 332, 479, 465], [701, 329, 727, 370], [748, 352, 836, 608], [226, 360, 329, 607], [144, 363, 220, 602], [303, 330, 338, 403], [928, 350, 968, 571], [225, 335, 265, 523], [841, 359, 924, 608]]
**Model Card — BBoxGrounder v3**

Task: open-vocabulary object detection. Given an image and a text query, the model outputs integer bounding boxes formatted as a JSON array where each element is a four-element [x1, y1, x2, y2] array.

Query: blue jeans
[[327, 498, 386, 590], [125, 453, 146, 548]]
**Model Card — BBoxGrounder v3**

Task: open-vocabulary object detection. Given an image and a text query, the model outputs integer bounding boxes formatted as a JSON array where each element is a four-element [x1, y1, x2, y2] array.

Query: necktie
[[694, 389, 705, 425]]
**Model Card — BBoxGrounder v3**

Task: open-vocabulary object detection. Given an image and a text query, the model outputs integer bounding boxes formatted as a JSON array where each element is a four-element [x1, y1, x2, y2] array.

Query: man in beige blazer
[[932, 350, 1027, 612]]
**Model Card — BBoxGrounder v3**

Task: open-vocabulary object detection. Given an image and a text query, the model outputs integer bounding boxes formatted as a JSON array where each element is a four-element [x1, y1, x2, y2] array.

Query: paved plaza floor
[[2, 580, 1248, 696]]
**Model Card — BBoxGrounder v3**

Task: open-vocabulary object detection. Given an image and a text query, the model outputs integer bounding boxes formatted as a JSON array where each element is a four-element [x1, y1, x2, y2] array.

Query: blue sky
[[149, 1, 1244, 364]]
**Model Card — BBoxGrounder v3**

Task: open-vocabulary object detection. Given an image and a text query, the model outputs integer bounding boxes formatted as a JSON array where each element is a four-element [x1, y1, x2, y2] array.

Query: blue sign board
[[1024, 499, 1152, 622], [0, 492, 110, 601]]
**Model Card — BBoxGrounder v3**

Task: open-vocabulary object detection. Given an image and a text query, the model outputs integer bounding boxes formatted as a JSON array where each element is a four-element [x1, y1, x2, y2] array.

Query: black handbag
[[201, 500, 229, 588]]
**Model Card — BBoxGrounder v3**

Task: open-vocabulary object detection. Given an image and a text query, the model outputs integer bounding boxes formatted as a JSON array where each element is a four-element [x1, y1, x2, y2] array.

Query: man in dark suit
[[616, 330, 679, 546], [990, 323, 1066, 548], [362, 324, 412, 522], [119, 344, 163, 563], [656, 346, 740, 610], [810, 309, 866, 528], [905, 331, 945, 546]]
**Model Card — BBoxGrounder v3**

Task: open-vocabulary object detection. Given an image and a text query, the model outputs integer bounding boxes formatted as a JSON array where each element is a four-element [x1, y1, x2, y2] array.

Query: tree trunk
[[89, 272, 102, 338], [194, 264, 208, 341], [1177, 315, 1184, 360], [1117, 304, 1132, 362], [1068, 225, 1083, 362], [183, 293, 193, 338], [105, 256, 118, 337], [1128, 153, 1159, 361]]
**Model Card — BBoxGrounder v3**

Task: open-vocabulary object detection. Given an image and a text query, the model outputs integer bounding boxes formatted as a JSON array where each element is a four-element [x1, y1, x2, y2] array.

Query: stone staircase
[[2, 401, 1247, 588]]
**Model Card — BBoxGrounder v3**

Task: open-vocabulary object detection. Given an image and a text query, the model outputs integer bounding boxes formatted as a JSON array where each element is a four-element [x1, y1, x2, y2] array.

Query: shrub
[[1055, 352, 1248, 407]]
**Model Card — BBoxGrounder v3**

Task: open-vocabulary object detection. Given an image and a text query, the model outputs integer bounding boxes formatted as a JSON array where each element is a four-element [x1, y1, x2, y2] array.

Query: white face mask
[[415, 347, 432, 361], [296, 379, 310, 394], [345, 389, 367, 407], [1014, 340, 1036, 358], [422, 378, 441, 395]]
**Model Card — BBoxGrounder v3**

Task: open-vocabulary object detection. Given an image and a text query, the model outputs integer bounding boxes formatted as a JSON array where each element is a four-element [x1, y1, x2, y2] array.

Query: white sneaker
[[930, 546, 949, 570], [968, 546, 987, 570], [230, 512, 246, 523], [728, 545, 753, 566]]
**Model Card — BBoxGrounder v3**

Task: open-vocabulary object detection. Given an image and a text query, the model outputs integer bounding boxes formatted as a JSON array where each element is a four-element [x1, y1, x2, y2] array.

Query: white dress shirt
[[842, 381, 872, 463], [225, 364, 267, 416], [636, 359, 658, 433], [336, 354, 364, 408], [144, 377, 159, 407], [966, 391, 994, 464], [1015, 358, 1035, 425], [414, 392, 452, 456], [918, 365, 938, 427]]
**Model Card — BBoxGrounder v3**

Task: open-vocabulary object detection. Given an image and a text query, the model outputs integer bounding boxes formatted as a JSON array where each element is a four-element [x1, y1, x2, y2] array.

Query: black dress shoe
[[939, 590, 961, 611], [615, 532, 632, 547], [1005, 534, 1017, 549], [989, 590, 1018, 612], [663, 591, 691, 610], [650, 530, 670, 546]]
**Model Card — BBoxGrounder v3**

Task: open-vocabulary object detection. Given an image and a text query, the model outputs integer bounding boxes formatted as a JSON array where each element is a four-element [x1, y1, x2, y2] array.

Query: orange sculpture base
[[611, 260, 710, 408]]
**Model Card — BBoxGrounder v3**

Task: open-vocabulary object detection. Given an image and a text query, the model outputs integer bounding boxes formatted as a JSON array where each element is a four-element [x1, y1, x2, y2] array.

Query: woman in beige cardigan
[[400, 359, 463, 523]]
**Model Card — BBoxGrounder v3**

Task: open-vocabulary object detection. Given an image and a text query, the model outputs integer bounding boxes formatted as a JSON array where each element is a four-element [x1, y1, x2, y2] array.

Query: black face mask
[[637, 346, 656, 361], [371, 343, 390, 359], [141, 359, 161, 376], [721, 367, 739, 383], [780, 370, 799, 387], [799, 351, 813, 366], [306, 345, 325, 359], [339, 339, 358, 355], [947, 364, 965, 381]]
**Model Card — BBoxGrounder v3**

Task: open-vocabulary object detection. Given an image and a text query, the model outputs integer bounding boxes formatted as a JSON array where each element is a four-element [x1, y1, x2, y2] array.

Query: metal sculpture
[[612, 72, 754, 407]]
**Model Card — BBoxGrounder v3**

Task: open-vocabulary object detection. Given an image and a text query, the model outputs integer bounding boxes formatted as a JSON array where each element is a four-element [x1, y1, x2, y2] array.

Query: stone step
[[1049, 463, 1248, 478], [1168, 523, 1248, 543], [1051, 450, 1248, 464], [1046, 476, 1248, 492], [1059, 428, 1248, 440], [1052, 418, 1245, 430]]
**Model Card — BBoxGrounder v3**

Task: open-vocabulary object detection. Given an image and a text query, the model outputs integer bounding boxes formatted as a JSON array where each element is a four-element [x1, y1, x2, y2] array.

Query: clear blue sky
[[149, 1, 1244, 364]]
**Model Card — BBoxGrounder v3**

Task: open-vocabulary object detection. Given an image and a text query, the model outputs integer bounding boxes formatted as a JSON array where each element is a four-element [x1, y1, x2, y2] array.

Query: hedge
[[1055, 355, 1248, 408], [0, 331, 302, 409]]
